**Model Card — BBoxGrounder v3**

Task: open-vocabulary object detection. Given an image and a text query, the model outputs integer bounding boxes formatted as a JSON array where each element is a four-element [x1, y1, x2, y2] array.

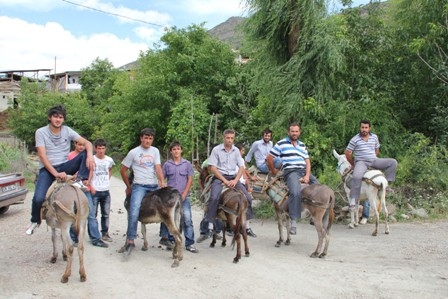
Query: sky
[[0, 0, 371, 74]]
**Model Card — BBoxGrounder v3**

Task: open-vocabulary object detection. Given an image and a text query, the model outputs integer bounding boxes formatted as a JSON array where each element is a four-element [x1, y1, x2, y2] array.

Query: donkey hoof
[[245, 251, 250, 257], [50, 257, 57, 264], [233, 257, 240, 264], [61, 276, 69, 283], [372, 231, 378, 236], [385, 231, 390, 235], [80, 275, 87, 282], [310, 252, 319, 258], [275, 242, 281, 248], [285, 239, 291, 246], [171, 260, 180, 268], [319, 253, 327, 258]]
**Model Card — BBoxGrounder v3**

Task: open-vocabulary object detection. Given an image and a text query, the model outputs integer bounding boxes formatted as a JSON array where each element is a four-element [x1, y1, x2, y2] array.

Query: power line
[[61, 0, 167, 28]]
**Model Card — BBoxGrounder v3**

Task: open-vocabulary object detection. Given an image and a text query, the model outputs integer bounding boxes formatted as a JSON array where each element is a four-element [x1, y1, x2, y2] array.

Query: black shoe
[[159, 238, 174, 250], [92, 239, 109, 248], [309, 218, 315, 226], [246, 228, 257, 238]]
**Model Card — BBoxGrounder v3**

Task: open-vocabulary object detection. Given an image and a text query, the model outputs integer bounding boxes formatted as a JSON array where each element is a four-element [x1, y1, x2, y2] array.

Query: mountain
[[207, 16, 245, 50]]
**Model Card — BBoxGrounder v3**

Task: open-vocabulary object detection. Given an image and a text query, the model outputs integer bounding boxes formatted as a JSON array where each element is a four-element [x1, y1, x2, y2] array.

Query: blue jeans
[[283, 168, 306, 220], [362, 200, 370, 219], [160, 196, 195, 247], [92, 190, 112, 235], [31, 150, 90, 224], [70, 191, 101, 243], [257, 157, 282, 173], [126, 184, 158, 240]]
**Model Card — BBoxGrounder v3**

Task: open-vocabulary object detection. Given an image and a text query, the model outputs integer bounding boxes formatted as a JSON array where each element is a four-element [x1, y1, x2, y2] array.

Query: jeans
[[126, 184, 158, 240], [31, 150, 90, 224], [160, 196, 195, 247], [283, 168, 306, 220], [199, 218, 223, 235], [205, 176, 254, 223], [257, 157, 282, 173], [362, 200, 370, 219], [92, 190, 112, 235], [70, 191, 101, 243]]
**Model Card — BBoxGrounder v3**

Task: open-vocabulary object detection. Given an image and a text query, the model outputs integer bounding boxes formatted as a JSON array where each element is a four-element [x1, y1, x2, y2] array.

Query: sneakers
[[186, 245, 199, 253], [118, 242, 135, 253], [196, 234, 208, 243], [246, 228, 257, 238], [159, 238, 174, 250], [289, 227, 297, 235], [92, 239, 109, 248], [26, 222, 39, 235], [360, 218, 368, 225], [72, 179, 89, 192], [101, 233, 113, 242]]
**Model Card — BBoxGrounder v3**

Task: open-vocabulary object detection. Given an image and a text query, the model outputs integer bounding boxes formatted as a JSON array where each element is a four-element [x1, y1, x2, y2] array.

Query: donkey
[[123, 187, 183, 268], [250, 170, 335, 258], [333, 149, 389, 236], [195, 163, 250, 263], [43, 180, 89, 283]]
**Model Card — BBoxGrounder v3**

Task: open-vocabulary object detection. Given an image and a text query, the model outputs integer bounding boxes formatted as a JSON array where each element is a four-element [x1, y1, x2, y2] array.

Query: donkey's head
[[332, 149, 352, 177]]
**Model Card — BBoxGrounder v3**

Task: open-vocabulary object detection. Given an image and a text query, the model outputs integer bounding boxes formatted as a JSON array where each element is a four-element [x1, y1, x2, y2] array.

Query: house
[[46, 71, 82, 93], [0, 69, 51, 112]]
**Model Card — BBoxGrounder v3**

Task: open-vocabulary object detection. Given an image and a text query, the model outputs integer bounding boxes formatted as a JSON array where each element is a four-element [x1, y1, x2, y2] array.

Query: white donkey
[[333, 150, 389, 236]]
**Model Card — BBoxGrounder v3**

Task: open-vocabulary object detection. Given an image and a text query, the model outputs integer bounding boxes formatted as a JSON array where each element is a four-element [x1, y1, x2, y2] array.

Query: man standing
[[160, 141, 198, 253], [90, 139, 115, 243], [203, 129, 254, 239], [266, 123, 313, 235], [26, 105, 94, 235], [245, 128, 282, 173], [345, 120, 398, 211], [119, 128, 166, 253]]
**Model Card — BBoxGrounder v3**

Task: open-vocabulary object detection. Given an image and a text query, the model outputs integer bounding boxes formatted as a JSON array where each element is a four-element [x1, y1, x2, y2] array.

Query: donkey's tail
[[174, 198, 183, 234], [231, 192, 245, 248], [325, 190, 336, 233]]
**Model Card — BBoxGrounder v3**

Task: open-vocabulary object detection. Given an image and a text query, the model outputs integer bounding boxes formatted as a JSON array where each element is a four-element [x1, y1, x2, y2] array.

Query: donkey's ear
[[332, 149, 340, 159]]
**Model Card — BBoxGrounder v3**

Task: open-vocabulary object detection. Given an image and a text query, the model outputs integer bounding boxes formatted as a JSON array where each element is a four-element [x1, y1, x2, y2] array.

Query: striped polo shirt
[[346, 133, 380, 162], [269, 137, 309, 170]]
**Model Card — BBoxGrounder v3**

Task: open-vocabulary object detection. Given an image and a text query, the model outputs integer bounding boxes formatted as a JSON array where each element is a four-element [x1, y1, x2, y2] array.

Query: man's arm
[[37, 146, 61, 179], [266, 154, 277, 175], [344, 149, 354, 167], [245, 141, 257, 163], [155, 164, 166, 188], [302, 159, 311, 184], [120, 165, 131, 195], [76, 136, 95, 171]]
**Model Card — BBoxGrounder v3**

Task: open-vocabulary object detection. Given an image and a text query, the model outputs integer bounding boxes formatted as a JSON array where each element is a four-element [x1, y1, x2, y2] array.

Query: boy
[[89, 139, 115, 242]]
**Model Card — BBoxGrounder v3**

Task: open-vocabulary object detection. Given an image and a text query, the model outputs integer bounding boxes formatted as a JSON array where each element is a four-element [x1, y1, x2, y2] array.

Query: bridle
[[337, 160, 353, 179]]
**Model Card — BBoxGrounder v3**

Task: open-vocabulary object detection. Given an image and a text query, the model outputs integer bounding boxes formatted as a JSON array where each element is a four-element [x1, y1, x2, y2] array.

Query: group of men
[[26, 104, 398, 253]]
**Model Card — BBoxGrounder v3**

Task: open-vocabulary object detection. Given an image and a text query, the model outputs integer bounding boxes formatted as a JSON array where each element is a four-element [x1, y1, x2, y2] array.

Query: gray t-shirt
[[35, 125, 80, 169], [121, 145, 161, 185]]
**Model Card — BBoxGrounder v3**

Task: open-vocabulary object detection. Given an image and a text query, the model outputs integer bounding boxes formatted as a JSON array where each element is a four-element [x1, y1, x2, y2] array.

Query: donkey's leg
[[371, 195, 379, 236], [166, 220, 184, 266], [379, 188, 390, 235], [310, 211, 325, 258], [233, 228, 242, 263], [60, 225, 73, 283], [141, 223, 148, 251], [77, 219, 87, 282], [284, 213, 291, 246], [275, 212, 283, 247], [51, 228, 58, 263], [320, 209, 332, 258]]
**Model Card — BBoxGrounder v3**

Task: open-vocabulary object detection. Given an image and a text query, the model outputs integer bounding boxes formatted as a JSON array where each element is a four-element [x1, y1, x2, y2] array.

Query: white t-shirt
[[121, 145, 161, 185], [91, 155, 115, 191], [236, 156, 246, 185], [35, 125, 80, 169]]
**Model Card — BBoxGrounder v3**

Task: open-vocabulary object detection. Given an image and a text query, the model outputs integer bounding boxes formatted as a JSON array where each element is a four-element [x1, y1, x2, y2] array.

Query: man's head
[[140, 128, 155, 149], [288, 123, 301, 141], [47, 105, 66, 126], [94, 139, 107, 158], [261, 128, 272, 143], [359, 120, 371, 137], [169, 141, 183, 159], [222, 129, 236, 148], [235, 142, 245, 155]]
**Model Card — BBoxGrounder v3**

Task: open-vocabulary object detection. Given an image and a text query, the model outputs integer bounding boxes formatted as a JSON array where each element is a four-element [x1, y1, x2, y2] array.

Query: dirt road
[[1, 176, 447, 299]]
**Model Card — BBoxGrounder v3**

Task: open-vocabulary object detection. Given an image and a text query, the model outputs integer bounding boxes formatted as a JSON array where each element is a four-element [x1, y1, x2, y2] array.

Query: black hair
[[360, 120, 371, 127], [94, 139, 107, 147], [140, 128, 155, 137], [169, 140, 182, 151], [47, 105, 66, 123]]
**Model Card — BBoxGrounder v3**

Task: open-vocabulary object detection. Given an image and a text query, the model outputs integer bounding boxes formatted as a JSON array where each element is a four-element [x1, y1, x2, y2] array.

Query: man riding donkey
[[344, 120, 398, 225]]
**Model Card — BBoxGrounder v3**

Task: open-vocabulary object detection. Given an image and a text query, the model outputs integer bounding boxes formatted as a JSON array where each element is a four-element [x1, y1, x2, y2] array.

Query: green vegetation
[[6, 0, 448, 218]]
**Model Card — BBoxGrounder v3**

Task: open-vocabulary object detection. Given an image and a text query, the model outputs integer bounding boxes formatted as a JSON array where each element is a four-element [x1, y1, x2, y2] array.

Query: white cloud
[[184, 0, 246, 16], [0, 16, 148, 72]]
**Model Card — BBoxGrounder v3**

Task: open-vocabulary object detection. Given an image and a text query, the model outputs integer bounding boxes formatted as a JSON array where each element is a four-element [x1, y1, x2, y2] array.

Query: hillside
[[207, 16, 245, 50]]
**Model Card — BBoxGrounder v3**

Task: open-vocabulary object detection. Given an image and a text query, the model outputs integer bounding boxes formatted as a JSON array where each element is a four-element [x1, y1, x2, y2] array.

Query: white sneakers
[[26, 222, 39, 235], [72, 179, 89, 192], [360, 218, 368, 225]]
